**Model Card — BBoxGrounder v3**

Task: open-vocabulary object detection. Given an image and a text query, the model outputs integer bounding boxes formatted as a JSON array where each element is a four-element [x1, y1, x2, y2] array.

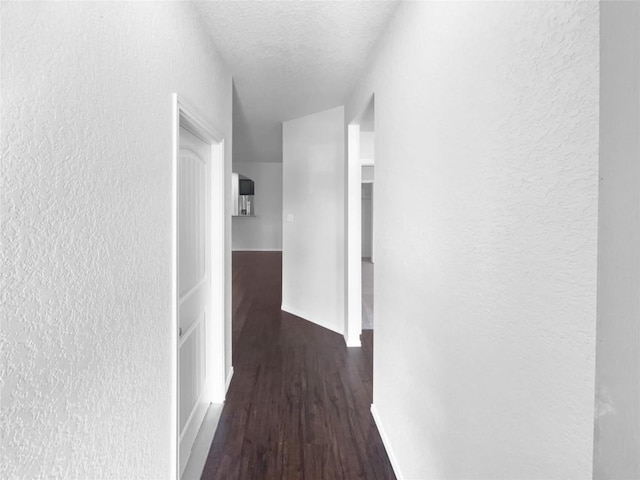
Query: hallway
[[201, 252, 395, 479], [4, 2, 638, 478]]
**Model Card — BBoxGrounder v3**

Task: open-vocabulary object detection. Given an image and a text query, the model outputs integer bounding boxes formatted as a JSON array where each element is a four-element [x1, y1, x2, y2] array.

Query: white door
[[178, 125, 212, 476]]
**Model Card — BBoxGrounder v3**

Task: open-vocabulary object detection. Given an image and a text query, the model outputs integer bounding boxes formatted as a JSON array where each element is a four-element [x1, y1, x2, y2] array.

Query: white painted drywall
[[360, 131, 375, 164], [346, 2, 599, 478], [282, 106, 345, 334], [362, 183, 373, 258], [593, 2, 640, 478], [361, 165, 375, 183], [1, 3, 233, 478], [232, 162, 283, 251]]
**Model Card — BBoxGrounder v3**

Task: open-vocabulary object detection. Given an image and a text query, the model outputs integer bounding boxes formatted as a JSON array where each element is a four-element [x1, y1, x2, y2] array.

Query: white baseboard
[[180, 403, 223, 480], [345, 333, 361, 347], [182, 368, 234, 479], [231, 248, 282, 252], [371, 404, 404, 480], [225, 367, 234, 393], [281, 303, 344, 336]]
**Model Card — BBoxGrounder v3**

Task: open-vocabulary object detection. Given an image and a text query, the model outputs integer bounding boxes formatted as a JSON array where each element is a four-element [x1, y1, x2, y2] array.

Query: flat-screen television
[[239, 178, 255, 196]]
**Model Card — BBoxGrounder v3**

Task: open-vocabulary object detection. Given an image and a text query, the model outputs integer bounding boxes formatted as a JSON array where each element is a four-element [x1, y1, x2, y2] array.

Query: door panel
[[179, 315, 205, 432], [179, 149, 206, 296], [179, 283, 207, 338], [178, 125, 212, 476]]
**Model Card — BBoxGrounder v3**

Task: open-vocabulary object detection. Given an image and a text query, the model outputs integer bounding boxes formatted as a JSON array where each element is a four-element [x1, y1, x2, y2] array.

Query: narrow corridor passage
[[201, 252, 395, 479]]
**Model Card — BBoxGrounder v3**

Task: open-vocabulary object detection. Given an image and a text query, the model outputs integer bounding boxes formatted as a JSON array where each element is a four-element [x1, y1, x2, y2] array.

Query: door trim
[[346, 123, 363, 347], [171, 94, 226, 479], [346, 96, 376, 347]]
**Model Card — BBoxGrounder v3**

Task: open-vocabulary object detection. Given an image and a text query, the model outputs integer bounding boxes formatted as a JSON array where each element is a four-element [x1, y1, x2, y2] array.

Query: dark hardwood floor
[[201, 251, 395, 479]]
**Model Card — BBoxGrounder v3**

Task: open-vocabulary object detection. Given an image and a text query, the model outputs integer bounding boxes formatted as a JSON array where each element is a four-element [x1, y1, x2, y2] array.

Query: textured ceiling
[[194, 1, 399, 162]]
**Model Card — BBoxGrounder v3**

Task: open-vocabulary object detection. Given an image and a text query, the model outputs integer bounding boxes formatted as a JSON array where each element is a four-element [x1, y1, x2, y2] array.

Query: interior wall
[[232, 162, 283, 251], [593, 2, 640, 478], [360, 131, 375, 163], [346, 2, 600, 478], [282, 106, 345, 334], [361, 165, 375, 183], [1, 3, 233, 478], [361, 183, 373, 258]]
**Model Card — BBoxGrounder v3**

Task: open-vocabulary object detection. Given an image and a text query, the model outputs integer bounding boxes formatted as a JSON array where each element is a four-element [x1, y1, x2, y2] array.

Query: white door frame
[[345, 123, 363, 347], [170, 94, 226, 479], [346, 96, 376, 347]]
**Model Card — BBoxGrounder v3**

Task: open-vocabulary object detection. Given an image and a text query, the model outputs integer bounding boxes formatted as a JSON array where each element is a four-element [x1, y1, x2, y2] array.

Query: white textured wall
[[232, 162, 283, 251], [282, 106, 345, 334], [346, 2, 599, 478], [1, 3, 233, 478], [361, 165, 375, 183], [594, 2, 640, 478], [360, 131, 375, 164], [361, 183, 373, 258]]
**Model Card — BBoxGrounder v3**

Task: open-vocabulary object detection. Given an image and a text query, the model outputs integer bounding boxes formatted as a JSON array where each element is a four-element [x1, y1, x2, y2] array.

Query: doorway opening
[[171, 94, 226, 479], [346, 96, 375, 346]]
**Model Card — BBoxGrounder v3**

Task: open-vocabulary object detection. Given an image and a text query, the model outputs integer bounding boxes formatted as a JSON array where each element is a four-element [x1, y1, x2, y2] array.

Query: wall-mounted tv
[[239, 178, 255, 196]]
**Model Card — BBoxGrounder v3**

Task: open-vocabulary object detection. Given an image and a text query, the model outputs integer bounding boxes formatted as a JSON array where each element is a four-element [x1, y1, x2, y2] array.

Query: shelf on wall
[[232, 214, 256, 217]]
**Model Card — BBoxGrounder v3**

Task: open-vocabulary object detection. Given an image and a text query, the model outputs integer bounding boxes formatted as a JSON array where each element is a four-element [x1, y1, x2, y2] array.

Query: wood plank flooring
[[200, 251, 395, 479]]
